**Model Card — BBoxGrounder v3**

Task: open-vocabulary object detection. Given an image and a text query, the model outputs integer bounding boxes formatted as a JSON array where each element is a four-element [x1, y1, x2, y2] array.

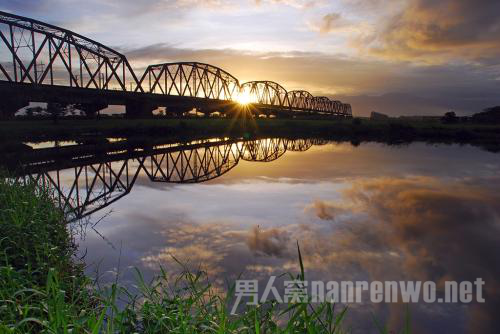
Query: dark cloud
[[294, 176, 500, 332], [0, 0, 48, 13], [340, 177, 500, 332], [344, 177, 500, 277]]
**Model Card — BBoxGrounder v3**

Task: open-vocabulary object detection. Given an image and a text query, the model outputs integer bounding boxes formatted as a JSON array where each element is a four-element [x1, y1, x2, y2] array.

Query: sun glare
[[236, 91, 252, 105]]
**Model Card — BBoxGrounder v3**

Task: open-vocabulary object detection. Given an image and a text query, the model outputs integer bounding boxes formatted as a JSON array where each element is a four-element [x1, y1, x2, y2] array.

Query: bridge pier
[[0, 98, 29, 120], [166, 106, 193, 117], [125, 100, 156, 119], [198, 107, 219, 118], [218, 105, 234, 116], [76, 103, 108, 118]]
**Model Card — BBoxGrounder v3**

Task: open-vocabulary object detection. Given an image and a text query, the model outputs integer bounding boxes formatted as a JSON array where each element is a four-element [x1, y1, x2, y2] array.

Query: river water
[[9, 138, 500, 333]]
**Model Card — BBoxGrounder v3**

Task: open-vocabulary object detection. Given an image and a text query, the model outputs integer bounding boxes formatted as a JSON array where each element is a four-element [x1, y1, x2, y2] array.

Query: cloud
[[289, 176, 500, 332], [0, 0, 49, 13], [337, 177, 500, 332], [304, 200, 349, 220], [246, 226, 290, 257], [343, 177, 500, 278], [318, 12, 343, 34], [139, 219, 253, 283], [365, 0, 500, 64], [142, 243, 226, 274], [254, 0, 318, 9]]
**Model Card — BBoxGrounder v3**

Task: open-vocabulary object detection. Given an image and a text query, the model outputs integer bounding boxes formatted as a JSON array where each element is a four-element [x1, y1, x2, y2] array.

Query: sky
[[2, 0, 500, 116]]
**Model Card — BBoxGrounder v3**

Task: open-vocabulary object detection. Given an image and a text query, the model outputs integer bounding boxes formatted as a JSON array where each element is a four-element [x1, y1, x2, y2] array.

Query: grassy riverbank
[[1, 117, 499, 153], [0, 177, 413, 333]]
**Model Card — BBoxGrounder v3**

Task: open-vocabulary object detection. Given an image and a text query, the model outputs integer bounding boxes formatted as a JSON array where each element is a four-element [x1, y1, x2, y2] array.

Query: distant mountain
[[334, 92, 500, 118], [335, 93, 448, 117]]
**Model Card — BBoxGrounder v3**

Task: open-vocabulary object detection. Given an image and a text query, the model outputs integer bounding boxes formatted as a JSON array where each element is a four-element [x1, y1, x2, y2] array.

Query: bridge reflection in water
[[141, 140, 242, 183], [8, 138, 324, 222]]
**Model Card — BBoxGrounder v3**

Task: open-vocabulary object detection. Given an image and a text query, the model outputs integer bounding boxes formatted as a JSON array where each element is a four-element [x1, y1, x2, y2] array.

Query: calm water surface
[[17, 139, 500, 333]]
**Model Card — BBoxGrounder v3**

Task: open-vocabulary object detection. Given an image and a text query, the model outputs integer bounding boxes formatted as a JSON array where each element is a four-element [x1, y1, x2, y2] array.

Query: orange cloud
[[363, 0, 500, 63], [246, 225, 291, 257], [304, 200, 351, 220]]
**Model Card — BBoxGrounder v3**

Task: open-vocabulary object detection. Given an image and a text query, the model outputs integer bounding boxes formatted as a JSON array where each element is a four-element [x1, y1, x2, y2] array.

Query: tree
[[441, 111, 458, 124], [370, 111, 389, 120], [483, 106, 500, 113], [471, 106, 500, 123], [25, 106, 43, 118], [46, 103, 66, 123]]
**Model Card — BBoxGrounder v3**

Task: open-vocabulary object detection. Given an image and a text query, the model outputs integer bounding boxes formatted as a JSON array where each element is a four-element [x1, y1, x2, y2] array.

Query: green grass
[[0, 176, 413, 333]]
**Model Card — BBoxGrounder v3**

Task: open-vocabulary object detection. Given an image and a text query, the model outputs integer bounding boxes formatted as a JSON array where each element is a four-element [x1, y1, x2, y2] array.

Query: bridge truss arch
[[286, 138, 314, 152], [140, 141, 241, 183], [311, 96, 332, 113], [287, 90, 314, 110], [16, 160, 137, 222], [0, 11, 142, 91], [241, 138, 288, 162], [342, 103, 352, 117], [331, 100, 341, 114], [139, 62, 240, 100], [240, 81, 290, 108]]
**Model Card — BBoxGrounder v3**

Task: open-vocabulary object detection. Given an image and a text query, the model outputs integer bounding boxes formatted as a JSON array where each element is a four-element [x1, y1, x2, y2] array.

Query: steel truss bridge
[[0, 11, 352, 119], [8, 137, 325, 221]]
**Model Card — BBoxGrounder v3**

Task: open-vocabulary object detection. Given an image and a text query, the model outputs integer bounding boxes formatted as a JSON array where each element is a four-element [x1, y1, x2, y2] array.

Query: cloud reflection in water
[[71, 142, 500, 333]]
